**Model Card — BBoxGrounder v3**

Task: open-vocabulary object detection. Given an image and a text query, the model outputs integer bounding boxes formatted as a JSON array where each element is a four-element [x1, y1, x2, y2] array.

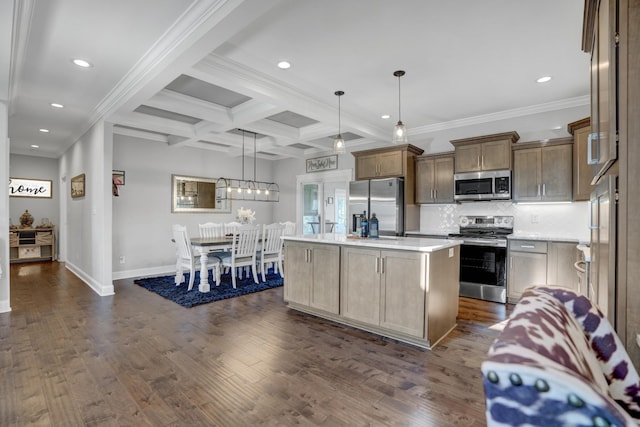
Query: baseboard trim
[[65, 262, 115, 296], [112, 265, 175, 281]]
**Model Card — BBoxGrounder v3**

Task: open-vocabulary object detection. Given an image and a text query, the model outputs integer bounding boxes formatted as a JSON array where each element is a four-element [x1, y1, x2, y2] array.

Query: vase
[[20, 210, 34, 228]]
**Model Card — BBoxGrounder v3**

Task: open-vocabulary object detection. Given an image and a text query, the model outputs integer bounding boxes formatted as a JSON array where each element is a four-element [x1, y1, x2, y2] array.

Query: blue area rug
[[134, 269, 283, 308]]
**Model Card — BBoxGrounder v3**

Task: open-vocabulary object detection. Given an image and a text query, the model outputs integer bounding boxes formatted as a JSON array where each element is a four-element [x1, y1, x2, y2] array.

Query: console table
[[9, 228, 56, 263]]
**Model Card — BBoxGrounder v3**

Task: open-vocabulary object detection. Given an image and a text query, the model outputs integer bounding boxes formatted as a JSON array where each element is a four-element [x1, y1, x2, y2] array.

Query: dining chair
[[257, 223, 285, 281], [219, 224, 260, 288], [224, 221, 242, 235], [280, 221, 296, 236], [198, 222, 225, 238], [172, 224, 220, 291]]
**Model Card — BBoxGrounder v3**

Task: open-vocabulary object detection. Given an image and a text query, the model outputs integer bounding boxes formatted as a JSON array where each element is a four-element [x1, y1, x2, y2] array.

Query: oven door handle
[[458, 239, 507, 247]]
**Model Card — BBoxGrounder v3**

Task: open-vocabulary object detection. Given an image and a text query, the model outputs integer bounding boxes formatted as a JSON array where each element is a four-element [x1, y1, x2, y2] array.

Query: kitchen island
[[282, 234, 461, 349]]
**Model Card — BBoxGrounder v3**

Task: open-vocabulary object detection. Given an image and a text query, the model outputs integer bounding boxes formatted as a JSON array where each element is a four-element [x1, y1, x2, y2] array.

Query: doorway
[[296, 169, 351, 235]]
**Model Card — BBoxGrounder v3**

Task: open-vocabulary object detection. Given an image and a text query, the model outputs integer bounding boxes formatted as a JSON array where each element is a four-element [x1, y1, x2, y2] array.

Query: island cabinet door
[[379, 250, 426, 337], [284, 242, 312, 305], [310, 244, 340, 314], [340, 246, 381, 325]]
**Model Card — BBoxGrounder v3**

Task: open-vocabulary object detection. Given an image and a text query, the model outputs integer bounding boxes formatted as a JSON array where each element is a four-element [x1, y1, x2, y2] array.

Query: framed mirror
[[171, 174, 231, 213]]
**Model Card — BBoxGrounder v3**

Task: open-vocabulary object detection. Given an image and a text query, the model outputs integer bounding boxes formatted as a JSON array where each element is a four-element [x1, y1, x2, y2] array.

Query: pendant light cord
[[253, 132, 257, 181], [397, 75, 402, 122], [241, 129, 245, 180], [338, 94, 342, 135]]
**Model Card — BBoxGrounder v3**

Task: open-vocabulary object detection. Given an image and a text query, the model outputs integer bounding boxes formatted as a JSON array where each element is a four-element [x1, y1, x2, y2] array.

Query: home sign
[[9, 178, 53, 198]]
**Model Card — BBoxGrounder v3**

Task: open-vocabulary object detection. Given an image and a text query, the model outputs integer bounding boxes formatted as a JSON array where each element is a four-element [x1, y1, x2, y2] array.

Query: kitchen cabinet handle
[[537, 184, 541, 196], [308, 249, 312, 263], [542, 184, 546, 196], [434, 189, 437, 199], [381, 257, 385, 274], [375, 257, 380, 273], [430, 188, 434, 199], [305, 249, 309, 263], [520, 245, 536, 249], [477, 156, 480, 169], [481, 155, 484, 169]]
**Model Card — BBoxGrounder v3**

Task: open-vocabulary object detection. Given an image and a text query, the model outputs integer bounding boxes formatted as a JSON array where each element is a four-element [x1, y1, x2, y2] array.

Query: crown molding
[[410, 95, 590, 136]]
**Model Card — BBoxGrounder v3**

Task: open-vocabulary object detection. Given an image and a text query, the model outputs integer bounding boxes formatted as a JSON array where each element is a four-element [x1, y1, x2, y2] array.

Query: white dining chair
[[219, 224, 260, 288], [224, 221, 242, 235], [280, 221, 296, 236], [199, 222, 225, 238], [257, 223, 285, 281], [172, 224, 220, 291]]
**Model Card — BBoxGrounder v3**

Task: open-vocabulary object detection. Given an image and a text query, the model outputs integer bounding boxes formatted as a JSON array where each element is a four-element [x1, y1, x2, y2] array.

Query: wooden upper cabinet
[[582, 0, 617, 185], [353, 144, 424, 180], [415, 153, 454, 204], [450, 132, 520, 173], [568, 117, 594, 201], [512, 139, 573, 202]]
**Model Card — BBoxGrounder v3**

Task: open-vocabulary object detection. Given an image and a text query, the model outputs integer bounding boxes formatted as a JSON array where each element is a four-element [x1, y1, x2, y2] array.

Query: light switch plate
[[449, 248, 454, 257]]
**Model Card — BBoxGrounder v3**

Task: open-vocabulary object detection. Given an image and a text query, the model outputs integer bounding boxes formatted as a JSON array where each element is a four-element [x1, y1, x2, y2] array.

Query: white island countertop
[[282, 234, 461, 252]]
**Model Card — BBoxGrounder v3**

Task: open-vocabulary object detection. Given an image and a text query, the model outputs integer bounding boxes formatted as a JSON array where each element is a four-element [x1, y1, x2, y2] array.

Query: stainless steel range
[[448, 215, 513, 303]]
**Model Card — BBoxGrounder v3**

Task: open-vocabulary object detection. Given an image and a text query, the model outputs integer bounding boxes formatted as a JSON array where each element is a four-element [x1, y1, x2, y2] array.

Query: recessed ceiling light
[[50, 103, 64, 108], [277, 61, 291, 69], [72, 58, 92, 68], [381, 114, 391, 119], [536, 76, 552, 83], [552, 125, 562, 130], [31, 144, 39, 149], [39, 128, 49, 133]]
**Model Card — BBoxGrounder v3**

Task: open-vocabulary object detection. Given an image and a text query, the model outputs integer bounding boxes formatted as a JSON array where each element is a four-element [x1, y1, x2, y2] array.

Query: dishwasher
[[574, 244, 591, 297]]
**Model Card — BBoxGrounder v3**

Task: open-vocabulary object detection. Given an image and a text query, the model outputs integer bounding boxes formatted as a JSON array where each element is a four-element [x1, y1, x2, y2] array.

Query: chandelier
[[216, 130, 279, 202]]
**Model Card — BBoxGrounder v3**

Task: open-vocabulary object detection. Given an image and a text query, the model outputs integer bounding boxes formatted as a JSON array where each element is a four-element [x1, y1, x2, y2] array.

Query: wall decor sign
[[71, 173, 86, 199], [9, 177, 53, 198], [306, 154, 338, 173]]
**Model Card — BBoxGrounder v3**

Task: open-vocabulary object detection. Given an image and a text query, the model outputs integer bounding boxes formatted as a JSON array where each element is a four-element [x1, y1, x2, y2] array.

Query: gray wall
[[112, 134, 278, 279], [9, 154, 60, 231]]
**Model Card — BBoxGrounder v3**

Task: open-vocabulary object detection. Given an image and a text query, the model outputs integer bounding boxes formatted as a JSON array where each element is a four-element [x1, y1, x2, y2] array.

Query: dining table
[[189, 236, 234, 292]]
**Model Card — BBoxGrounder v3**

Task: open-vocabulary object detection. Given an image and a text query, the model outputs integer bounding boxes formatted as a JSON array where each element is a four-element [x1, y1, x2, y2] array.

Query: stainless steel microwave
[[454, 170, 511, 201]]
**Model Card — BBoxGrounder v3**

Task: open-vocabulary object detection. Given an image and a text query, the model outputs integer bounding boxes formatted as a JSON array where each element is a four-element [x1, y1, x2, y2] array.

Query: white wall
[[9, 154, 60, 230], [0, 101, 9, 312], [111, 134, 277, 279], [58, 121, 114, 296]]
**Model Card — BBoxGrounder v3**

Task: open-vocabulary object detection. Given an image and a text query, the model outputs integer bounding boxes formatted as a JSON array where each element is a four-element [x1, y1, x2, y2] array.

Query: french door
[[297, 170, 351, 235]]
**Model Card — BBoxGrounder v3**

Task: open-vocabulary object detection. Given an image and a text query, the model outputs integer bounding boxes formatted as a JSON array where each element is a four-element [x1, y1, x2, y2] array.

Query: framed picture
[[306, 154, 338, 173], [9, 177, 53, 198], [71, 173, 86, 198], [112, 170, 125, 186]]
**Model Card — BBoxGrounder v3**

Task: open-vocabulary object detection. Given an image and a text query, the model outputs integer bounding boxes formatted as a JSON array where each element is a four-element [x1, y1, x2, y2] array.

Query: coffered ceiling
[[5, 0, 590, 160]]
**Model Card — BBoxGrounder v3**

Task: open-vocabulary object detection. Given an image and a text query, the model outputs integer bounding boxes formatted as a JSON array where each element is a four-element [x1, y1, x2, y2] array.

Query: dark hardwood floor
[[1, 261, 512, 426]]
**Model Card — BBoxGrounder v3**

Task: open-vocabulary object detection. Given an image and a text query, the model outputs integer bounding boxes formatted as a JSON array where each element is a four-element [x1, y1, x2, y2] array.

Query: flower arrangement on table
[[236, 207, 256, 224]]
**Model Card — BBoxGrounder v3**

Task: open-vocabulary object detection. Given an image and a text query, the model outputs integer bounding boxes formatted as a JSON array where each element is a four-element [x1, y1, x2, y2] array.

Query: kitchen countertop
[[507, 233, 586, 244], [282, 234, 461, 252]]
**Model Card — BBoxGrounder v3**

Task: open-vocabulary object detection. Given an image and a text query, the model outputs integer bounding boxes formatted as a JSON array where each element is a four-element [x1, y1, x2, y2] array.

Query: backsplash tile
[[419, 201, 590, 241]]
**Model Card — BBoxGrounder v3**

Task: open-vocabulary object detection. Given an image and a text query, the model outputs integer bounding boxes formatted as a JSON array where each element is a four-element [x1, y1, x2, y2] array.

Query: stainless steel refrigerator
[[348, 178, 404, 236]]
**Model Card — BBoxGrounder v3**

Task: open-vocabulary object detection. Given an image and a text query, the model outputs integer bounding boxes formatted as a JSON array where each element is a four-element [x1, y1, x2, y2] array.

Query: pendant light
[[333, 90, 346, 155], [392, 70, 408, 144]]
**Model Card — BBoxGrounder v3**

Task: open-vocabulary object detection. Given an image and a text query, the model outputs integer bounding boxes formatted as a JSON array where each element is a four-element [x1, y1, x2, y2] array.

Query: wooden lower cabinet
[[341, 246, 425, 338], [507, 239, 580, 302], [546, 242, 580, 290], [284, 239, 459, 349], [284, 241, 340, 314]]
